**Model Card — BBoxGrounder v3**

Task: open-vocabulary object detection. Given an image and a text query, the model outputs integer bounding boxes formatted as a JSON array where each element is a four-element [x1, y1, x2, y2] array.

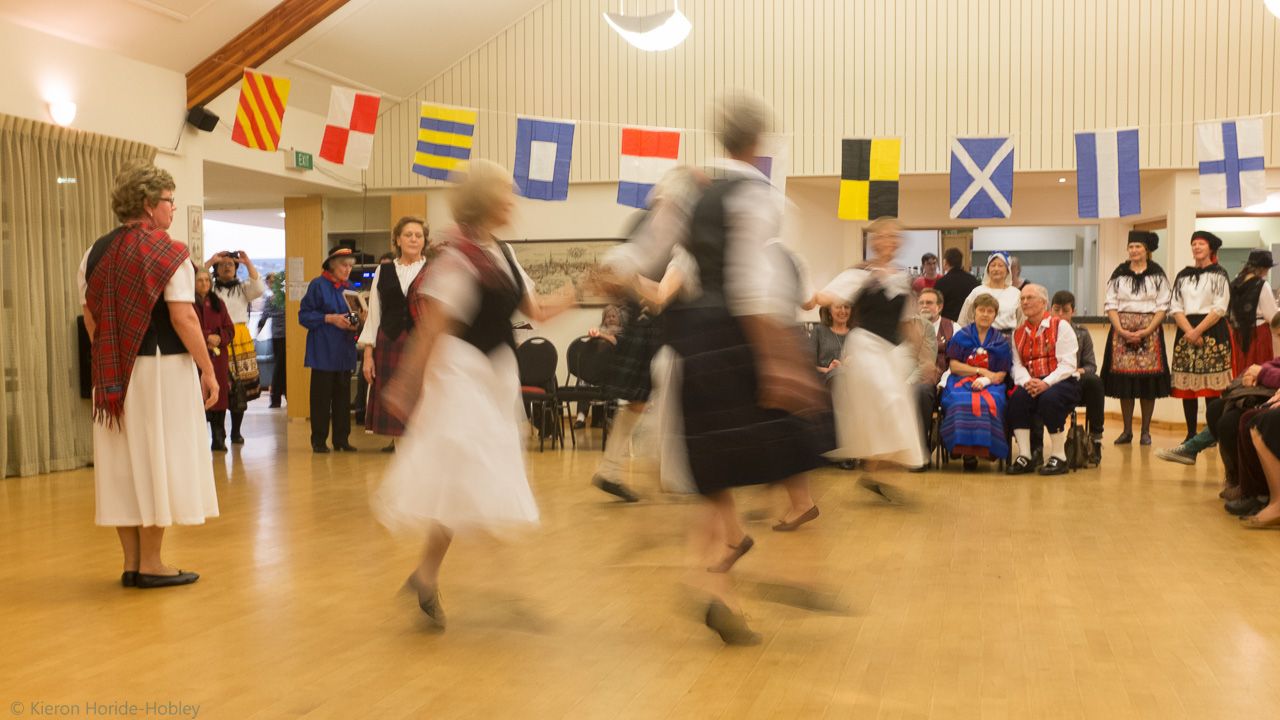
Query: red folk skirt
[[1231, 322, 1274, 377], [364, 327, 411, 437]]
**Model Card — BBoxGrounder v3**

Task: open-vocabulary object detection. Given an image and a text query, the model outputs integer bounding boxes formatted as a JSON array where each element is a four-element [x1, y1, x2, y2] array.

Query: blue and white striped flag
[[1196, 118, 1267, 209], [1074, 128, 1141, 218]]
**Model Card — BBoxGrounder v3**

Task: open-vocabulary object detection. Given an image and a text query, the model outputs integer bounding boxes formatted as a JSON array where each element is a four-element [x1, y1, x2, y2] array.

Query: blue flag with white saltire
[[1196, 118, 1266, 209], [513, 116, 575, 201], [949, 136, 1015, 219], [1075, 128, 1141, 218]]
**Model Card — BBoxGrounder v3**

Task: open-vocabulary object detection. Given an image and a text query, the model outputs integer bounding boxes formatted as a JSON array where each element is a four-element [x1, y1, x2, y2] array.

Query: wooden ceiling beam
[[186, 0, 350, 110]]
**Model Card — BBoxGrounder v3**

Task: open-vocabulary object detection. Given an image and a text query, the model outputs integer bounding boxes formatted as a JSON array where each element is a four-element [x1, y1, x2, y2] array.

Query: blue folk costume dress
[[939, 323, 1014, 459]]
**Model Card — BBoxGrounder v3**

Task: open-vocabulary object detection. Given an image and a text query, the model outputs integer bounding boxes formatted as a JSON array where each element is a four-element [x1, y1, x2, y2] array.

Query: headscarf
[[985, 252, 1012, 287]]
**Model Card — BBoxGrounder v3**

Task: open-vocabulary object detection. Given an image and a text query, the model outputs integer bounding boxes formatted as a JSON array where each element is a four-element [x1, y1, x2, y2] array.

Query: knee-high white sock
[[596, 406, 642, 481], [1050, 431, 1067, 461], [1014, 429, 1032, 459]]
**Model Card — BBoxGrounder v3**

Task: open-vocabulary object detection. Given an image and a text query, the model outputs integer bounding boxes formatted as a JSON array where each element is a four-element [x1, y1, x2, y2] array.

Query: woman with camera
[[299, 247, 365, 453], [205, 249, 266, 444]]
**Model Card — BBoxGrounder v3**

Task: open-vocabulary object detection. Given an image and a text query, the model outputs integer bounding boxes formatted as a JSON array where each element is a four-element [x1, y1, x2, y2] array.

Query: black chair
[[517, 337, 561, 451], [556, 336, 618, 448]]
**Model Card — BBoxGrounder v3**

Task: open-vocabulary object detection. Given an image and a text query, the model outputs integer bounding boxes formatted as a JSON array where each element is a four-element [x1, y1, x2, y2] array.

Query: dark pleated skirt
[[365, 327, 410, 437], [603, 318, 661, 402], [665, 306, 834, 496]]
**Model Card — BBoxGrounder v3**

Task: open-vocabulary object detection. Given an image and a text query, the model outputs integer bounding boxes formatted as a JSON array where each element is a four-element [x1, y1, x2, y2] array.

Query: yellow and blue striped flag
[[412, 103, 477, 181]]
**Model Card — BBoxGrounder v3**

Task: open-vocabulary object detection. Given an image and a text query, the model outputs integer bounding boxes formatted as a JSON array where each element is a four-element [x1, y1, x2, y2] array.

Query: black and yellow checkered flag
[[838, 138, 901, 220]]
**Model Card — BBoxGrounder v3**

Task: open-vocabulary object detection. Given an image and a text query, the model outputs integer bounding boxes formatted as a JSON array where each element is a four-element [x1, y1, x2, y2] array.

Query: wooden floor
[[5, 404, 1280, 719]]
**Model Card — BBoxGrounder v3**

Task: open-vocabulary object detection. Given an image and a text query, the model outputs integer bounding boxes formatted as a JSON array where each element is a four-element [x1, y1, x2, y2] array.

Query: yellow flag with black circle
[[838, 138, 901, 220]]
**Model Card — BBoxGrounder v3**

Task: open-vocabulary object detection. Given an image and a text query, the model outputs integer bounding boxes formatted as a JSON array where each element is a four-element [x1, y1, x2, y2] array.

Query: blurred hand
[[588, 328, 600, 338], [200, 372, 219, 410], [206, 334, 220, 350], [363, 347, 376, 385], [327, 314, 353, 331]]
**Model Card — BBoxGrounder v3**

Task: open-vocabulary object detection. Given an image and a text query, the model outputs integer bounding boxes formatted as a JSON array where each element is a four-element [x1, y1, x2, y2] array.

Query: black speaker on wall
[[186, 105, 219, 132]]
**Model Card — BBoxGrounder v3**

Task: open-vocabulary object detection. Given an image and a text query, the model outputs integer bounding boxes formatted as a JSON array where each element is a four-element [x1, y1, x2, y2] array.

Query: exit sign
[[286, 150, 313, 171]]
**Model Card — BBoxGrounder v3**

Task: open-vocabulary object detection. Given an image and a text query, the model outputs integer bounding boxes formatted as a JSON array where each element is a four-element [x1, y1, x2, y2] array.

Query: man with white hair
[[1006, 283, 1081, 475]]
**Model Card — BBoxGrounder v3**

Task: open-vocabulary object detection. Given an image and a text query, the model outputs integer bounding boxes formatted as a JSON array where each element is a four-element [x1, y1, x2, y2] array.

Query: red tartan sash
[[85, 223, 189, 426], [957, 376, 999, 418], [1015, 316, 1062, 379]]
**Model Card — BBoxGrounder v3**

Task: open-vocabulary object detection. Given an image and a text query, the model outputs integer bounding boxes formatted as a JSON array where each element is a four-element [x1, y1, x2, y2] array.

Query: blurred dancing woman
[[372, 160, 573, 629], [666, 90, 831, 644], [79, 161, 219, 588]]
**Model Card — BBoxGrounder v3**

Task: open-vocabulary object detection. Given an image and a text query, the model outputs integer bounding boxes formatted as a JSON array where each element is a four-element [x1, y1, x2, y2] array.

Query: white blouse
[[357, 258, 427, 348], [422, 242, 535, 326], [1103, 267, 1171, 314], [822, 266, 916, 324], [957, 284, 1023, 330], [1254, 281, 1278, 323], [1169, 270, 1229, 317], [213, 276, 266, 326]]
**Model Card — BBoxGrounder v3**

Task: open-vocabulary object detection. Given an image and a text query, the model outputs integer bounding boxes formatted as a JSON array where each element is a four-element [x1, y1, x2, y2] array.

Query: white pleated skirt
[[828, 328, 926, 467], [371, 337, 539, 534], [93, 351, 219, 527]]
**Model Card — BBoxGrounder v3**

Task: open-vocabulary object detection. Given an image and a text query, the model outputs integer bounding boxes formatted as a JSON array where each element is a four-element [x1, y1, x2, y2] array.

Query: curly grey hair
[[110, 160, 175, 222]]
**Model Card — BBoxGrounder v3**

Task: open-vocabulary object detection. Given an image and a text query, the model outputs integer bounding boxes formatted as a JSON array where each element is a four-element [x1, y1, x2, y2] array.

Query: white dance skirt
[[828, 328, 926, 467], [648, 346, 696, 494], [371, 337, 539, 534], [93, 352, 219, 527]]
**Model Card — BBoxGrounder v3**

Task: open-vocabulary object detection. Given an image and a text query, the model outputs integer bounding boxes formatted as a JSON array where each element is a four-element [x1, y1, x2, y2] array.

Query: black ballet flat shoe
[[403, 574, 446, 628], [312, 444, 331, 454], [230, 434, 245, 445], [962, 456, 979, 471], [592, 475, 640, 502], [334, 443, 358, 452], [381, 442, 396, 453], [1140, 433, 1152, 446], [772, 505, 819, 532], [858, 476, 893, 501], [134, 570, 199, 589], [705, 600, 762, 646], [707, 535, 754, 574], [1114, 432, 1133, 445], [121, 571, 138, 588]]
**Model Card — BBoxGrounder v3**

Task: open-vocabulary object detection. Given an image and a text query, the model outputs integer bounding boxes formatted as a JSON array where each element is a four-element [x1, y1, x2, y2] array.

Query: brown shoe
[[772, 505, 819, 532], [705, 600, 762, 645], [707, 535, 754, 573]]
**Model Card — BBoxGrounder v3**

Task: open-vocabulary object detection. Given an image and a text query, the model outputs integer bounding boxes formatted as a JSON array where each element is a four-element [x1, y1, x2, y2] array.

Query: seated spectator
[[1240, 404, 1280, 529], [940, 293, 1012, 470], [574, 304, 623, 428], [912, 288, 953, 460], [1051, 290, 1104, 465], [812, 302, 852, 384], [912, 252, 940, 292], [904, 304, 940, 471], [1006, 284, 1080, 476]]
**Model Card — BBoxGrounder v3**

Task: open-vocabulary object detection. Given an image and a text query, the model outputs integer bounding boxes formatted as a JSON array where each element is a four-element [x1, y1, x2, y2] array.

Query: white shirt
[[422, 242, 535, 326], [708, 158, 786, 318], [1169, 269, 1229, 317], [213, 275, 266, 326], [1103, 266, 1171, 314], [1010, 315, 1079, 387], [822, 266, 916, 325], [957, 284, 1023, 330], [1256, 281, 1278, 322], [358, 258, 427, 348]]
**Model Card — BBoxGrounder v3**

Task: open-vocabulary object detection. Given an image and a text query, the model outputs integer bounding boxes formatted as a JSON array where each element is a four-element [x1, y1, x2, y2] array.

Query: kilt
[[665, 306, 834, 495], [365, 327, 410, 436], [230, 323, 262, 401], [1101, 312, 1171, 399], [1171, 314, 1233, 399], [603, 319, 661, 402]]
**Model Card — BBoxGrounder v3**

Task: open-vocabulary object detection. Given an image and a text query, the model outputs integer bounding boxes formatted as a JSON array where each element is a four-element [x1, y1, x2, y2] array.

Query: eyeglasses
[[157, 197, 176, 205]]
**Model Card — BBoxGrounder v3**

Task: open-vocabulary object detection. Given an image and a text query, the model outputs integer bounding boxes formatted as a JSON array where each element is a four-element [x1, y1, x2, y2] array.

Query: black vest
[[460, 242, 524, 354], [685, 177, 750, 311], [376, 261, 417, 343], [86, 229, 187, 356]]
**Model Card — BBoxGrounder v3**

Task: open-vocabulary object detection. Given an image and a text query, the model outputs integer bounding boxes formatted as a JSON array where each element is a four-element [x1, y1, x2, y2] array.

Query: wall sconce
[[604, 1, 692, 52], [48, 101, 76, 127]]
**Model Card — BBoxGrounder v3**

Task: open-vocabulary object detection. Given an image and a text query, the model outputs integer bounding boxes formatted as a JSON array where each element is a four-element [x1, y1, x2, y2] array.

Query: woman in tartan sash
[[77, 162, 219, 590]]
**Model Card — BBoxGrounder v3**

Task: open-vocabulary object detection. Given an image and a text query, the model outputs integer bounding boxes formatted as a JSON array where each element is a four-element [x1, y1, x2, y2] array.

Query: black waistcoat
[[86, 229, 187, 356], [685, 177, 750, 312], [376, 262, 417, 343], [458, 242, 525, 354]]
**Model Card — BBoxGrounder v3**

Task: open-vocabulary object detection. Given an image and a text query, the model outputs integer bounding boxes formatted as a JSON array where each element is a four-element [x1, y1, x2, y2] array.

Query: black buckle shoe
[[1038, 457, 1069, 475], [1005, 456, 1034, 475]]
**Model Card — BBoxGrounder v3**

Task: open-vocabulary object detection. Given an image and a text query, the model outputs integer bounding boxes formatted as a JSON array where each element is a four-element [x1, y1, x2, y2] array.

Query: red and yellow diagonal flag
[[231, 70, 291, 152]]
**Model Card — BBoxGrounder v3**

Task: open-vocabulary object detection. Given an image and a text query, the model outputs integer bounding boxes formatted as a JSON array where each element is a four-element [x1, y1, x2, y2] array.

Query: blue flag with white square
[[513, 116, 575, 201], [1075, 128, 1141, 218], [1196, 118, 1266, 210], [949, 136, 1015, 219]]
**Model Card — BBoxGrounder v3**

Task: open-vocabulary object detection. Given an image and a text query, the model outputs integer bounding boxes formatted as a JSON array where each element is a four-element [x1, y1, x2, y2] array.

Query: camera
[[226, 251, 241, 259], [346, 311, 360, 327]]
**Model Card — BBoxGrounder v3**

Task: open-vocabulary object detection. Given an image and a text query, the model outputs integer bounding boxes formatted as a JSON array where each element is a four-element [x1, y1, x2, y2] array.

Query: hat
[[1247, 249, 1277, 269], [323, 246, 356, 271], [1191, 230, 1223, 252], [1127, 230, 1159, 253]]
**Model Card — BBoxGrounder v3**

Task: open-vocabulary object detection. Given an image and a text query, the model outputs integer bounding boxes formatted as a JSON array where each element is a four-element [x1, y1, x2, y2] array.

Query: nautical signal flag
[[618, 127, 680, 208], [1074, 128, 1141, 218], [950, 136, 1015, 219], [412, 103, 477, 181], [838, 138, 901, 220], [319, 87, 380, 168], [1196, 118, 1267, 209], [753, 133, 791, 194], [231, 70, 291, 152], [513, 116, 575, 201]]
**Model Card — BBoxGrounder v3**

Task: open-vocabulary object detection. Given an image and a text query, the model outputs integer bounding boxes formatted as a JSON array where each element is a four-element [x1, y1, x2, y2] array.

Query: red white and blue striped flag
[[618, 127, 680, 208]]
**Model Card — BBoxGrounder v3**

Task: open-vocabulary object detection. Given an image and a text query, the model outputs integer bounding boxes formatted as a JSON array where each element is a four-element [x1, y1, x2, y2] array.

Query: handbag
[[227, 340, 249, 414], [1064, 423, 1093, 470], [1221, 376, 1275, 411]]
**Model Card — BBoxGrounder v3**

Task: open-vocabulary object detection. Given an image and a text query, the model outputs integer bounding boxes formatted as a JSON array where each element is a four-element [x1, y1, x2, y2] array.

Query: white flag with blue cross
[[1196, 118, 1266, 210]]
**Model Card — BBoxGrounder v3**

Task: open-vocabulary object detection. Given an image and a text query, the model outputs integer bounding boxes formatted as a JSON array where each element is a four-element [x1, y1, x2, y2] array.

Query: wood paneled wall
[[367, 0, 1280, 189]]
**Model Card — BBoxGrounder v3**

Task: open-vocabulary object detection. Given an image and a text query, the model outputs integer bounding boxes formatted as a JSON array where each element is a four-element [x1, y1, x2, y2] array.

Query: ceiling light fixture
[[1058, 177, 1066, 183], [48, 101, 76, 127], [604, 1, 692, 52], [1265, 0, 1280, 20]]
